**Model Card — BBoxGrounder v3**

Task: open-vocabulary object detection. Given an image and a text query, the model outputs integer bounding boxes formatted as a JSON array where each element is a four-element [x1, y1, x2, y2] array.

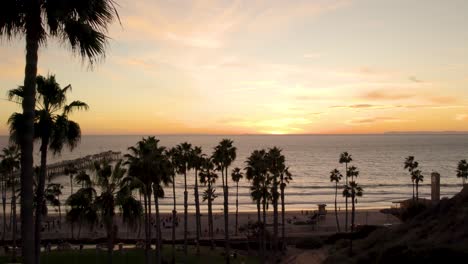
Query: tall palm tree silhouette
[[404, 156, 419, 201], [191, 146, 204, 255], [231, 167, 243, 236], [456, 160, 468, 186], [1, 3, 119, 262], [174, 142, 192, 256], [213, 139, 237, 263], [330, 168, 343, 232], [199, 156, 218, 250], [8, 74, 88, 258], [339, 152, 352, 232]]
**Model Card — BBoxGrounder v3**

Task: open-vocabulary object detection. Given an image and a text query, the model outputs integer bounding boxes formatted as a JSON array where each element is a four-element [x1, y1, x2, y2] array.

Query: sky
[[1, 0, 468, 135]]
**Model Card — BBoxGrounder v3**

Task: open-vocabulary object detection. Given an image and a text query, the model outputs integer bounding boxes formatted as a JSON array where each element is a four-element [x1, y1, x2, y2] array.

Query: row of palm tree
[[404, 156, 424, 201], [330, 152, 363, 233]]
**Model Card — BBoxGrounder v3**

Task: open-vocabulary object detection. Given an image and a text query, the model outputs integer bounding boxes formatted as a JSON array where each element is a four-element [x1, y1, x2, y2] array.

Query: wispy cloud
[[455, 114, 468, 121], [346, 116, 406, 125]]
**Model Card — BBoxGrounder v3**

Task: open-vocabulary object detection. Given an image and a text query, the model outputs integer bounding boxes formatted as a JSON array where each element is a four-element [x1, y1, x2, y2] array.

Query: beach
[[0, 209, 400, 242]]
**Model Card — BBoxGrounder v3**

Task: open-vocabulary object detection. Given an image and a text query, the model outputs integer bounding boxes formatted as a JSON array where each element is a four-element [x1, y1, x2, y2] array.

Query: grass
[[0, 246, 260, 264]]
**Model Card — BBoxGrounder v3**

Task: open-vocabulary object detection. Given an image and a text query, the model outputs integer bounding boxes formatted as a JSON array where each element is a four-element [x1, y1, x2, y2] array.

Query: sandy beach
[[0, 208, 400, 242]]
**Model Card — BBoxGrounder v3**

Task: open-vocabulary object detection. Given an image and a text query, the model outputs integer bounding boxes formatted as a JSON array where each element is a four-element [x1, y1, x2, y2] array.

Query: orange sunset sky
[[1, 0, 468, 135]]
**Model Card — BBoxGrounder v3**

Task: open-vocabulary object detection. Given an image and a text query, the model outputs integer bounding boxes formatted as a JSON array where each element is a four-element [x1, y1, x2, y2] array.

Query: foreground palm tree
[[339, 152, 352, 232], [0, 163, 6, 243], [245, 149, 268, 262], [213, 139, 237, 263], [1, 2, 119, 262], [265, 147, 283, 252], [199, 156, 219, 250], [174, 142, 192, 256], [8, 74, 88, 259], [191, 146, 204, 255], [330, 169, 342, 232], [126, 137, 165, 264], [456, 160, 468, 186], [151, 150, 173, 264], [166, 147, 179, 262], [66, 182, 97, 240], [231, 167, 243, 236], [94, 160, 143, 264], [343, 180, 363, 254], [404, 156, 419, 201], [0, 146, 20, 262]]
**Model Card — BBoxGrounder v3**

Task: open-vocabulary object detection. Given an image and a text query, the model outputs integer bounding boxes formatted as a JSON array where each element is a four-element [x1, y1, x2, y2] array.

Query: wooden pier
[[12, 151, 122, 179], [46, 151, 122, 177]]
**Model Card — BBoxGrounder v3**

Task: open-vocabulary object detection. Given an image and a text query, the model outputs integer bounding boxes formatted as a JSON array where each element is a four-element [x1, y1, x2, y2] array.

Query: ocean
[[0, 134, 466, 212]]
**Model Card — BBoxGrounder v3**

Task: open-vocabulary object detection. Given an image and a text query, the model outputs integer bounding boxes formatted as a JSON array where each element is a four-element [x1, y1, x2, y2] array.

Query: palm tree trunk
[[183, 171, 188, 256], [70, 176, 74, 239], [35, 137, 49, 264], [256, 199, 262, 261], [21, 9, 41, 263], [143, 192, 150, 264], [280, 181, 286, 251], [58, 204, 61, 229], [106, 214, 114, 264], [194, 169, 201, 255], [345, 163, 348, 232], [262, 198, 267, 264], [208, 185, 214, 250], [412, 182, 415, 201], [273, 178, 278, 253], [12, 188, 18, 263], [235, 182, 239, 236], [224, 167, 230, 264], [2, 187, 6, 242], [171, 178, 176, 263], [148, 189, 152, 260], [350, 194, 356, 255], [153, 187, 162, 264], [416, 182, 419, 201], [335, 182, 340, 232]]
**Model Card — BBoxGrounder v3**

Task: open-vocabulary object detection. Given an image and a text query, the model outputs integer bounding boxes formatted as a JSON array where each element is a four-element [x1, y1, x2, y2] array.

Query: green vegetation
[[0, 247, 259, 264]]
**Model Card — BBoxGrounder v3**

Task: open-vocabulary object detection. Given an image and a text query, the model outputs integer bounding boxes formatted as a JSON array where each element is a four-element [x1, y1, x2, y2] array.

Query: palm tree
[[245, 149, 268, 262], [125, 137, 165, 264], [191, 146, 204, 255], [0, 145, 20, 262], [199, 156, 218, 250], [213, 139, 237, 263], [66, 186, 98, 240], [44, 183, 63, 227], [8, 74, 89, 259], [64, 164, 78, 196], [151, 149, 173, 264], [404, 156, 419, 201], [343, 180, 363, 254], [93, 160, 143, 264], [1, 3, 119, 262], [279, 166, 292, 251], [231, 167, 243, 236], [330, 169, 342, 232], [339, 152, 352, 232], [174, 142, 192, 256], [0, 160, 8, 242], [265, 147, 283, 252], [412, 169, 424, 201], [166, 147, 179, 262], [456, 160, 468, 186]]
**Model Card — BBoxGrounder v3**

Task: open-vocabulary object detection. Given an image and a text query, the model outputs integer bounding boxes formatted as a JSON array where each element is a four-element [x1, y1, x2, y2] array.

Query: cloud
[[346, 117, 406, 125], [362, 90, 414, 101], [409, 76, 423, 83], [429, 96, 457, 104], [331, 104, 389, 109]]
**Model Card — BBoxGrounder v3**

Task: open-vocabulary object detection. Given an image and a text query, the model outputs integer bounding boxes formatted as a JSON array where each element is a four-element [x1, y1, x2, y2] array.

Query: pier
[[12, 150, 122, 179]]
